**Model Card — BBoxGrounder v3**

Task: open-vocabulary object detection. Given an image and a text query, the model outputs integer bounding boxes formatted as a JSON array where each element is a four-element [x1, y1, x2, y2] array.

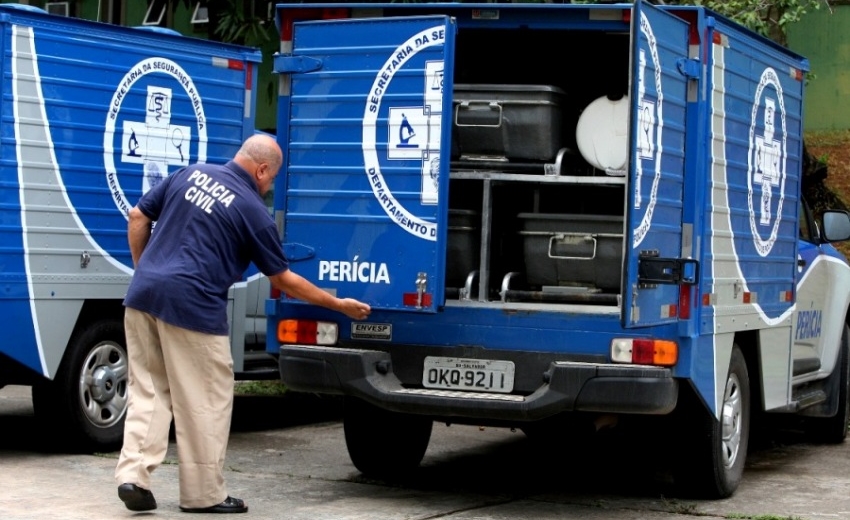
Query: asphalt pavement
[[1, 384, 849, 520]]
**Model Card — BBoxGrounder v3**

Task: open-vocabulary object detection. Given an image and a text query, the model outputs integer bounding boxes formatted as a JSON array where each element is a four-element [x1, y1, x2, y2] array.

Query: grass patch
[[805, 129, 850, 148], [234, 379, 289, 397]]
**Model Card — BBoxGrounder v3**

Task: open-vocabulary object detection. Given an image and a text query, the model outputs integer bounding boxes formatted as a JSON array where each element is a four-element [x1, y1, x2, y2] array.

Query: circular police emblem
[[632, 12, 664, 248], [97, 57, 208, 269], [103, 57, 208, 219], [362, 25, 447, 241], [747, 67, 787, 257]]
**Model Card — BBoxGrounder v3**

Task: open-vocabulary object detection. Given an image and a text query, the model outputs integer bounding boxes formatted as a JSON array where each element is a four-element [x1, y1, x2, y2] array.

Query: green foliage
[[171, 0, 274, 46], [212, 0, 275, 47], [519, 0, 831, 45], [670, 0, 832, 44]]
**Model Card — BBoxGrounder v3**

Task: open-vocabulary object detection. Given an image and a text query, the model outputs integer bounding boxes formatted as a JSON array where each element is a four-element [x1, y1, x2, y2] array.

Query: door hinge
[[676, 58, 700, 79], [283, 243, 316, 261], [273, 55, 323, 74]]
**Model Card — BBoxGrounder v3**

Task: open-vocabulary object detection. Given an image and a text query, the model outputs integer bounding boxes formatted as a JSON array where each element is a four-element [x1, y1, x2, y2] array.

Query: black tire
[[343, 397, 432, 478], [803, 323, 850, 443], [32, 320, 128, 452], [673, 345, 750, 499]]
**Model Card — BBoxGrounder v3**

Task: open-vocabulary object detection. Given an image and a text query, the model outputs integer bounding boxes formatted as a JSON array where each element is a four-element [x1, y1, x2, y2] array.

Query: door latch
[[638, 251, 699, 285]]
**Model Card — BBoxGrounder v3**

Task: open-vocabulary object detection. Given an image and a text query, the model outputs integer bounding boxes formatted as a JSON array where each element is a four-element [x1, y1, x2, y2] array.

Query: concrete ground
[[1, 384, 848, 520]]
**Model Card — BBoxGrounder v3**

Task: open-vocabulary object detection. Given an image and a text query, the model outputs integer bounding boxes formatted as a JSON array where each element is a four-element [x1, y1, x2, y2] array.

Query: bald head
[[235, 134, 282, 172], [234, 134, 283, 196]]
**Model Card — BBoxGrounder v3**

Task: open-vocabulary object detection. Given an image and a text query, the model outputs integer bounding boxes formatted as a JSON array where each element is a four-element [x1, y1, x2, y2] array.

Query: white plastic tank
[[575, 94, 629, 174]]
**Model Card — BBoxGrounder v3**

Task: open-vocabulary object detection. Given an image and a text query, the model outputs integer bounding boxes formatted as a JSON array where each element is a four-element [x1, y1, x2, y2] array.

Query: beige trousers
[[115, 308, 234, 509]]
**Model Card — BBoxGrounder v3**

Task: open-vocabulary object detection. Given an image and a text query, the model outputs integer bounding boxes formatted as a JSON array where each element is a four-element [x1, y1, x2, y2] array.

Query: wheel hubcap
[[720, 373, 742, 468], [79, 341, 128, 428], [90, 365, 117, 402]]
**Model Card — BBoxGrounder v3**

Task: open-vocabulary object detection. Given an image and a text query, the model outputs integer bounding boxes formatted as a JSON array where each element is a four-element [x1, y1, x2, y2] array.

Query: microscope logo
[[386, 61, 443, 206], [747, 67, 787, 257], [104, 57, 208, 219]]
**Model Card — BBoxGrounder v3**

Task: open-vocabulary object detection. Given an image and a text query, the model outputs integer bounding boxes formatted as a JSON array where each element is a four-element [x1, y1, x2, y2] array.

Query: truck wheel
[[343, 397, 432, 478], [803, 323, 850, 443], [673, 345, 750, 499], [32, 320, 128, 452]]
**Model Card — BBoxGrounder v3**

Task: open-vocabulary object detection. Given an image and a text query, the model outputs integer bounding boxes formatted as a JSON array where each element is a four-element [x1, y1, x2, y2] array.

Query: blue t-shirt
[[124, 160, 289, 335]]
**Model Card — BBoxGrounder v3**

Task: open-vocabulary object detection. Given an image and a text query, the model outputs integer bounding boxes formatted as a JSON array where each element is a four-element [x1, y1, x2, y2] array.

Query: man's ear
[[256, 164, 268, 182]]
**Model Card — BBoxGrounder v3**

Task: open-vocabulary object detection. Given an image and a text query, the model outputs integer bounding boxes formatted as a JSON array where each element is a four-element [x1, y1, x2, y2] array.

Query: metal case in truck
[[451, 83, 566, 162]]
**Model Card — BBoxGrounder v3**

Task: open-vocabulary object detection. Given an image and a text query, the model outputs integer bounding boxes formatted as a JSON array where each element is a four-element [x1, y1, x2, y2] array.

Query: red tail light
[[277, 319, 338, 345], [611, 338, 678, 366]]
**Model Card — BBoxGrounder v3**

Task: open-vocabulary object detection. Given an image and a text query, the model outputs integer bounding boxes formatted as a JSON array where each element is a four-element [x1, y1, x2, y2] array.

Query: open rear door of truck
[[623, 0, 691, 328], [277, 15, 457, 313]]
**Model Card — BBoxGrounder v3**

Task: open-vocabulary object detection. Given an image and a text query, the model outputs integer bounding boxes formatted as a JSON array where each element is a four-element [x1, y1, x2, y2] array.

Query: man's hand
[[337, 298, 371, 321], [269, 270, 371, 320]]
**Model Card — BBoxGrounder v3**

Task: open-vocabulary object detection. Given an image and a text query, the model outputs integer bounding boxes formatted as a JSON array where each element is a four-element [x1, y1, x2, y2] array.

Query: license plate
[[422, 356, 515, 393]]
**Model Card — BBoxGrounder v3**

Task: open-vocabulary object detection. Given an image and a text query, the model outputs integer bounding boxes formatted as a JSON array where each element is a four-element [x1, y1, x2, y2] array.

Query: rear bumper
[[279, 345, 678, 422]]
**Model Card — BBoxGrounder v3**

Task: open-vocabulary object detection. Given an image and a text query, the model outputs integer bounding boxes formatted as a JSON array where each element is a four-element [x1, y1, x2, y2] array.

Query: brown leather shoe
[[180, 496, 248, 514], [117, 483, 157, 512]]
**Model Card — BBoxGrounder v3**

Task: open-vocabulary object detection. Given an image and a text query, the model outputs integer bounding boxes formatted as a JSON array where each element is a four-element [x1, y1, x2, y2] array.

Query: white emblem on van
[[104, 57, 208, 218], [363, 25, 447, 241], [318, 256, 391, 284], [747, 67, 786, 257], [632, 12, 664, 248]]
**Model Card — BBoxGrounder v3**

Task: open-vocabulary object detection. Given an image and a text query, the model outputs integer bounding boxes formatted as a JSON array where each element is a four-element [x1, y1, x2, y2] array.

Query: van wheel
[[32, 320, 128, 452], [343, 397, 432, 478], [803, 323, 850, 443], [673, 345, 750, 499]]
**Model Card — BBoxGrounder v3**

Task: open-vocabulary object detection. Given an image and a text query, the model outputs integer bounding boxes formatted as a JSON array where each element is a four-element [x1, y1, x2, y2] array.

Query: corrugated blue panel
[[717, 17, 804, 321], [285, 16, 455, 312], [0, 5, 261, 374], [24, 25, 259, 268], [623, 2, 690, 327], [0, 13, 40, 373], [2, 21, 259, 264]]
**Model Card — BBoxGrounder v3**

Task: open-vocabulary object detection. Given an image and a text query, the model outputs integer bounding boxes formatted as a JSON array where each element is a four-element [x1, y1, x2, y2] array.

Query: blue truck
[[0, 4, 276, 451], [267, 1, 850, 498]]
